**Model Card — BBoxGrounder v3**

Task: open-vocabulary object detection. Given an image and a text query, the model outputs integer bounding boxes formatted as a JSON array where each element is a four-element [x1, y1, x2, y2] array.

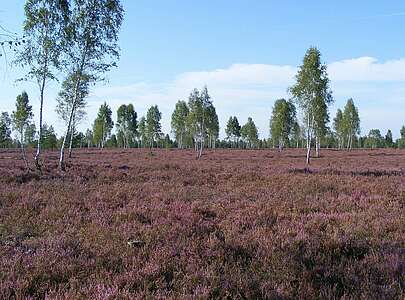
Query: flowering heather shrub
[[0, 148, 404, 298]]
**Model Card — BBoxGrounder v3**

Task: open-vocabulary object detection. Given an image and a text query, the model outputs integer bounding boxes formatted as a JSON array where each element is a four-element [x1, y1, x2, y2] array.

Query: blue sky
[[1, 0, 405, 138]]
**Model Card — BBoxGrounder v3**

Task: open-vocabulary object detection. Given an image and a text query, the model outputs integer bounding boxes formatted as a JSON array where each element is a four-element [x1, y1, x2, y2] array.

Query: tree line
[[2, 83, 405, 165]]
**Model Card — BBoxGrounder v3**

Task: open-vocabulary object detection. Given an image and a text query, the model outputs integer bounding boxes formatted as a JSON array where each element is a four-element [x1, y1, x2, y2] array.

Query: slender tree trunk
[[20, 132, 29, 170], [68, 114, 76, 159], [315, 135, 320, 158], [59, 77, 81, 171], [34, 78, 46, 170], [306, 116, 312, 165]]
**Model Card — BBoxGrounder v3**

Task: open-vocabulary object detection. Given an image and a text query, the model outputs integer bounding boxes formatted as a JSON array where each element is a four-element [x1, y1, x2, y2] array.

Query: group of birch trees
[[14, 0, 124, 171], [171, 86, 219, 158]]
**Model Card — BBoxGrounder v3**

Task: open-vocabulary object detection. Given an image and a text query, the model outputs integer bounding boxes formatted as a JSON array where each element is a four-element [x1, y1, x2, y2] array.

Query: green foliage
[[225, 116, 241, 146], [145, 105, 162, 148], [18, 0, 69, 78], [0, 112, 12, 148], [41, 123, 58, 149], [138, 116, 147, 147], [270, 99, 296, 150], [17, 0, 70, 164], [342, 98, 360, 149], [58, 0, 124, 169], [56, 72, 89, 128], [116, 104, 137, 148], [384, 130, 393, 148], [93, 102, 114, 148], [12, 92, 33, 142], [364, 129, 384, 148], [24, 123, 37, 147], [241, 117, 259, 148], [85, 129, 93, 148], [205, 104, 219, 148], [290, 47, 333, 162], [186, 86, 217, 156], [106, 134, 118, 148], [171, 100, 189, 149]]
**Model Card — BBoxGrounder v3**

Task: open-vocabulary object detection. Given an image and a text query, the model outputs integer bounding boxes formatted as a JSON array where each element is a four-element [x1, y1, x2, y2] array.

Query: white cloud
[[329, 57, 405, 81]]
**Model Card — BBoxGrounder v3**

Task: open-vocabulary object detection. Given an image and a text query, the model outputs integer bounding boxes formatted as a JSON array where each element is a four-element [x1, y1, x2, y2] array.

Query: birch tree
[[290, 47, 333, 164], [17, 0, 69, 169], [186, 86, 214, 159], [56, 72, 89, 158], [58, 0, 124, 171], [333, 109, 345, 149], [145, 105, 162, 150], [93, 102, 114, 148], [171, 100, 189, 149], [342, 98, 360, 151], [206, 105, 219, 149], [11, 92, 33, 169], [116, 104, 137, 148], [0, 112, 12, 148], [240, 117, 259, 148], [138, 116, 146, 148], [225, 116, 241, 148], [269, 99, 296, 151]]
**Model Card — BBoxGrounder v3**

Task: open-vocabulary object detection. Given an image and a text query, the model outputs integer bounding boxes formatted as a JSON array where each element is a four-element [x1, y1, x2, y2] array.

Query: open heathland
[[0, 148, 404, 298]]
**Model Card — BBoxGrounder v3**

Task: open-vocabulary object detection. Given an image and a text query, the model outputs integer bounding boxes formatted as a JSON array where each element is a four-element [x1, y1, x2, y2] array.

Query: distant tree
[[225, 116, 241, 148], [398, 126, 405, 149], [56, 72, 89, 158], [365, 129, 384, 148], [24, 122, 37, 147], [16, 0, 69, 169], [187, 86, 215, 158], [85, 129, 93, 148], [291, 121, 302, 148], [11, 91, 33, 169], [116, 104, 137, 148], [145, 105, 162, 149], [0, 112, 12, 148], [290, 47, 333, 164], [106, 134, 118, 148], [270, 99, 296, 151], [342, 98, 360, 150], [41, 123, 58, 149], [93, 102, 114, 148], [164, 134, 174, 149], [58, 0, 124, 170], [206, 105, 219, 149], [241, 117, 259, 148], [333, 109, 345, 149], [138, 116, 147, 148], [171, 100, 189, 149], [385, 130, 394, 148]]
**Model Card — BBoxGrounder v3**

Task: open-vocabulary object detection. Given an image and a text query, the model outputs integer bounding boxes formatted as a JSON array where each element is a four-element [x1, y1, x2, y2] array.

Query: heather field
[[0, 148, 404, 299]]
